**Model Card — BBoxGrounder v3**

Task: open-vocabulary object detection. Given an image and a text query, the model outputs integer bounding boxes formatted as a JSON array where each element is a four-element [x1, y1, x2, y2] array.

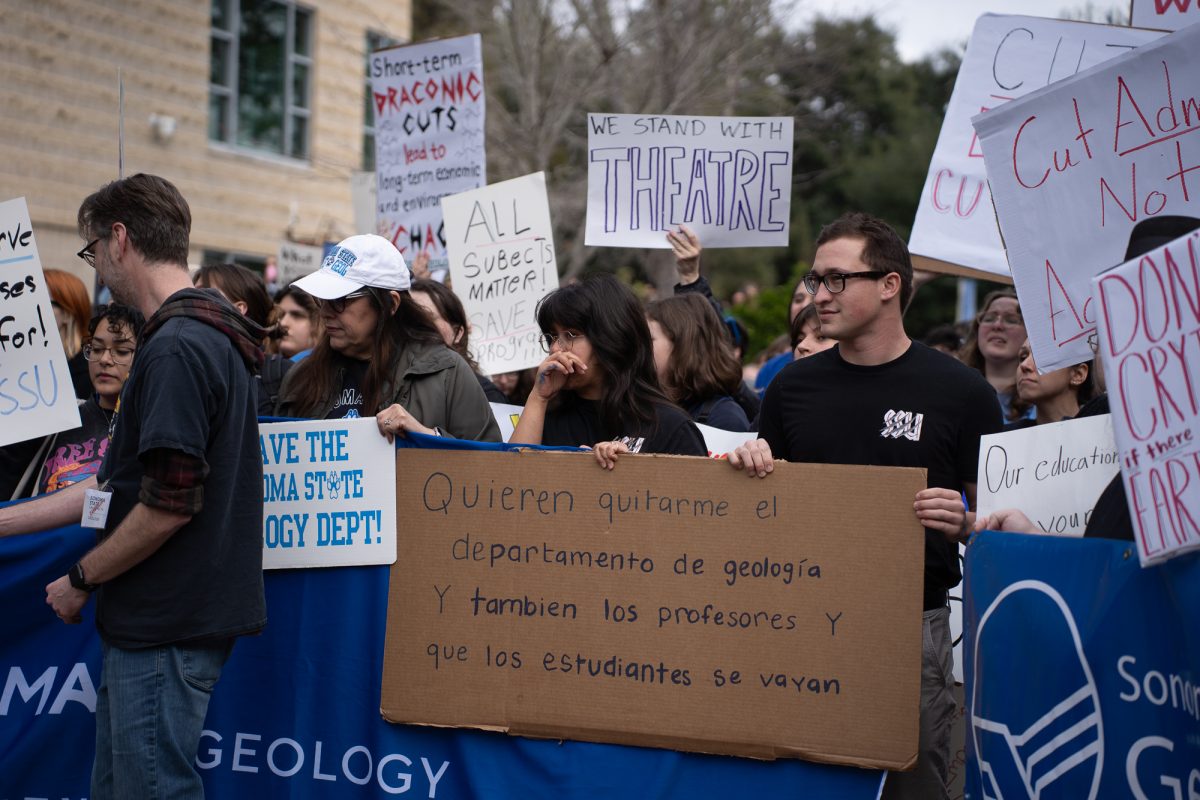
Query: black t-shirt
[[95, 312, 266, 648], [38, 399, 112, 494], [687, 394, 751, 432], [759, 341, 1003, 610], [326, 359, 368, 419], [542, 394, 708, 456]]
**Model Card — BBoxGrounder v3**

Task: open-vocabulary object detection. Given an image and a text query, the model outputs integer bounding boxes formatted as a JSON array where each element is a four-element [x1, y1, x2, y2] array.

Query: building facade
[[0, 0, 409, 288]]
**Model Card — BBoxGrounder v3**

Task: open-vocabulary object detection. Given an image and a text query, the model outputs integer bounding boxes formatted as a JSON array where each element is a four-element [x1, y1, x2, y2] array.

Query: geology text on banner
[[0, 197, 81, 446], [909, 15, 1159, 280], [381, 449, 926, 769], [584, 113, 793, 249], [260, 417, 397, 569], [1093, 229, 1200, 565], [443, 172, 558, 375], [970, 23, 1200, 372], [370, 34, 486, 275]]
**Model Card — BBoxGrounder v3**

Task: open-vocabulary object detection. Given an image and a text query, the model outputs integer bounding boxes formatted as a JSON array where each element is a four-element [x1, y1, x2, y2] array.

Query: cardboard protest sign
[[276, 241, 324, 285], [370, 34, 485, 275], [585, 113, 793, 248], [443, 173, 557, 375], [259, 418, 397, 569], [1131, 0, 1200, 31], [1093, 230, 1200, 564], [977, 415, 1119, 536], [971, 24, 1200, 372], [382, 449, 926, 768], [910, 15, 1159, 280], [0, 198, 80, 446]]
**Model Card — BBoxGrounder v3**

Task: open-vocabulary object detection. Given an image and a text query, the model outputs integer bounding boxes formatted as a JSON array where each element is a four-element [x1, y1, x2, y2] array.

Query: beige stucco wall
[[0, 0, 410, 291]]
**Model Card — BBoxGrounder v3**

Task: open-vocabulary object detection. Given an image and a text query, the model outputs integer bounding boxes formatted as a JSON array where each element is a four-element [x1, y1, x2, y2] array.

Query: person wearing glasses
[[729, 212, 1002, 800], [958, 290, 1029, 421], [511, 274, 707, 464], [6, 305, 145, 498], [276, 234, 500, 442]]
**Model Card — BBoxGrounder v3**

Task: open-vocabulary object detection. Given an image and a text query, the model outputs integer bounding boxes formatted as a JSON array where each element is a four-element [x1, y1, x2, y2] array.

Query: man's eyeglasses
[[539, 330, 585, 352], [979, 312, 1024, 327], [83, 344, 136, 365], [803, 270, 891, 296], [317, 290, 371, 314], [76, 237, 104, 268]]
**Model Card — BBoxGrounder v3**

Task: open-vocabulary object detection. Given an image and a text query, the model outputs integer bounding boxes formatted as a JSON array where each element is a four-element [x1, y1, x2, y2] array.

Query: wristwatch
[[68, 561, 98, 593]]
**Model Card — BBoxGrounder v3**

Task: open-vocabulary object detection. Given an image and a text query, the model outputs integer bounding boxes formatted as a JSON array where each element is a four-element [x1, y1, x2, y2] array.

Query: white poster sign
[[1093, 230, 1200, 565], [0, 197, 80, 446], [443, 173, 558, 375], [276, 241, 325, 286], [260, 418, 397, 569], [370, 34, 486, 276], [490, 402, 523, 443], [976, 415, 1119, 536], [1131, 0, 1200, 31], [585, 113, 793, 248], [911, 15, 1159, 279], [972, 23, 1200, 372], [695, 423, 756, 459]]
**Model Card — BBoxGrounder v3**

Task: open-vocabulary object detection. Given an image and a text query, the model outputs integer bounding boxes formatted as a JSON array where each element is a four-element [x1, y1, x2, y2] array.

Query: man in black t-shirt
[[731, 213, 1002, 800], [0, 174, 266, 798]]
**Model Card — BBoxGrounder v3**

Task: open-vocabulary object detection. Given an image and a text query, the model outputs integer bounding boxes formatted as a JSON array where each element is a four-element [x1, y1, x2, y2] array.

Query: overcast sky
[[795, 1, 1128, 61]]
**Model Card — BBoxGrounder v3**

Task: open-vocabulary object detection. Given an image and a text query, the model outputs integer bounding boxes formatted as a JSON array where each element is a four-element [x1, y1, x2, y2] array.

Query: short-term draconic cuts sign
[[909, 15, 1160, 280], [0, 197, 80, 446], [585, 113, 793, 248], [382, 449, 926, 769], [971, 23, 1200, 373], [1093, 229, 1200, 565], [370, 35, 486, 274], [443, 173, 558, 375]]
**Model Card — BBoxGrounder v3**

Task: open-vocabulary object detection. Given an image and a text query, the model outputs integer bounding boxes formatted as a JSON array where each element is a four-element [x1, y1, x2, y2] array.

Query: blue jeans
[[91, 640, 233, 800]]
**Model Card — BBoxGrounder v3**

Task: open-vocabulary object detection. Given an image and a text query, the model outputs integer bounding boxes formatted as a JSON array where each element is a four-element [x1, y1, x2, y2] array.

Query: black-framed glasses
[[83, 344, 136, 365], [316, 290, 371, 314], [539, 330, 585, 352], [803, 270, 891, 295], [77, 237, 104, 268]]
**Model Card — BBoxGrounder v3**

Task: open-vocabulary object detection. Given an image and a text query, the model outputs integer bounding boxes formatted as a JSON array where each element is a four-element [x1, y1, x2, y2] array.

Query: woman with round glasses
[[511, 274, 706, 465], [15, 304, 145, 497], [958, 290, 1029, 420], [275, 235, 500, 442]]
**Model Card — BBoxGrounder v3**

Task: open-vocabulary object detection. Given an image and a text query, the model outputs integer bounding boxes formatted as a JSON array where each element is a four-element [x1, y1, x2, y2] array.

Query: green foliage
[[728, 267, 806, 360]]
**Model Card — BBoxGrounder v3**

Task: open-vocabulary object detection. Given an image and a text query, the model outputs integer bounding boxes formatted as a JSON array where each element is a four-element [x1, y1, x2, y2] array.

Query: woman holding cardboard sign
[[511, 274, 707, 465], [275, 235, 500, 443]]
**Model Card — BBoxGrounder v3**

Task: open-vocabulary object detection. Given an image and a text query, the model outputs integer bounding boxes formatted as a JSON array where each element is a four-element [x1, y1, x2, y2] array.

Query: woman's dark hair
[[535, 274, 672, 434], [194, 262, 281, 341], [789, 304, 821, 350], [723, 315, 748, 362], [283, 288, 444, 416], [87, 303, 145, 340], [411, 278, 479, 372], [646, 294, 742, 407]]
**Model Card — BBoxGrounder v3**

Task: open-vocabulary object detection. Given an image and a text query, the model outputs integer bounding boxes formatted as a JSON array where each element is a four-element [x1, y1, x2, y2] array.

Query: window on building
[[210, 0, 313, 160], [363, 31, 401, 172]]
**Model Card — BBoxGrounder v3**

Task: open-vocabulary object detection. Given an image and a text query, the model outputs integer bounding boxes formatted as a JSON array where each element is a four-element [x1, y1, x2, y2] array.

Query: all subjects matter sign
[[585, 113, 793, 248]]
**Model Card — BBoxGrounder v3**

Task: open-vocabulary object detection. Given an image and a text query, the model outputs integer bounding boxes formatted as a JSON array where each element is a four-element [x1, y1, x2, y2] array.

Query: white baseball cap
[[293, 234, 411, 299]]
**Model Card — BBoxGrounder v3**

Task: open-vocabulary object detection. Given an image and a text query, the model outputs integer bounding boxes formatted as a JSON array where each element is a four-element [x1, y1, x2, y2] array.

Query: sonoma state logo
[[971, 581, 1103, 800]]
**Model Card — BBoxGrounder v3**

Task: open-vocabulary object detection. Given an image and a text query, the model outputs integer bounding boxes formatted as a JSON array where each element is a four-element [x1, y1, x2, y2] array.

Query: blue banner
[[964, 532, 1200, 800], [0, 492, 884, 797]]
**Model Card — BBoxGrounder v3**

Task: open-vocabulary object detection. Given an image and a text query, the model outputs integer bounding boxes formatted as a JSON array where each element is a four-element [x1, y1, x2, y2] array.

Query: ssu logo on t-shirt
[[880, 409, 923, 442]]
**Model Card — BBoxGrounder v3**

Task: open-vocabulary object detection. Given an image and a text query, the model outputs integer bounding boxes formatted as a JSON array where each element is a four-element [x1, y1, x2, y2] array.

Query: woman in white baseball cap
[[275, 234, 500, 442]]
